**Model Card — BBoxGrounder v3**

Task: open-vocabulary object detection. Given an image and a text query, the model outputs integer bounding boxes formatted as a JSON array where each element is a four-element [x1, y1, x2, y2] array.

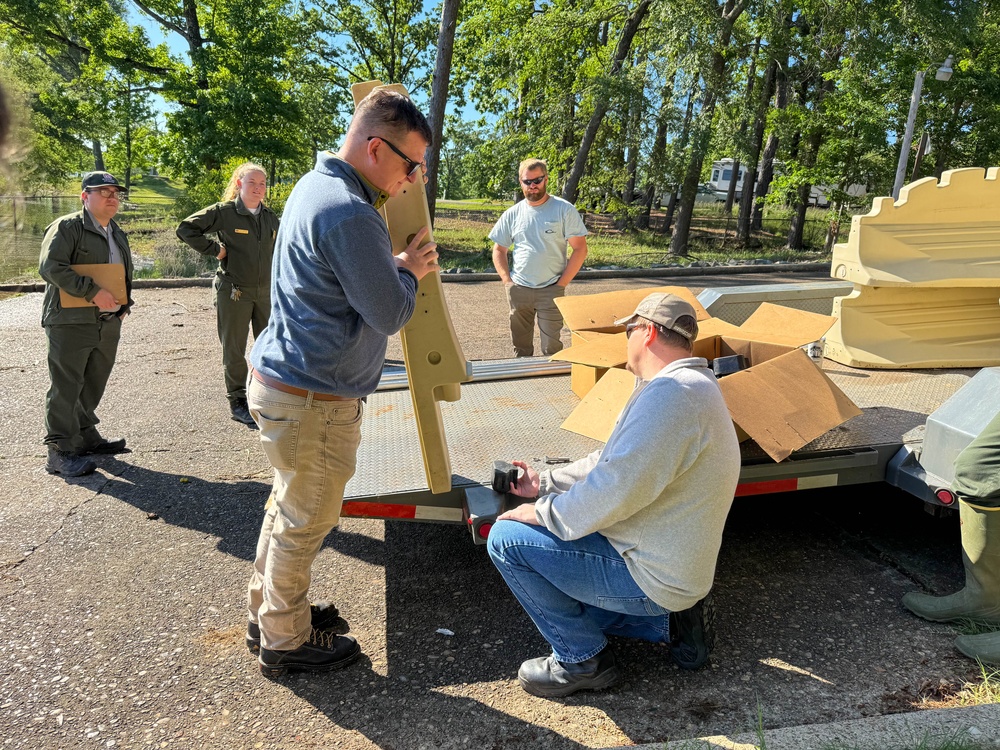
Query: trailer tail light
[[477, 523, 493, 539], [935, 488, 956, 505]]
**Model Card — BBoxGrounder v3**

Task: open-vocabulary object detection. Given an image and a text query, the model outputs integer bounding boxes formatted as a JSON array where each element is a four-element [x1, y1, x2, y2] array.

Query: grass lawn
[[5, 186, 836, 283], [432, 212, 833, 273]]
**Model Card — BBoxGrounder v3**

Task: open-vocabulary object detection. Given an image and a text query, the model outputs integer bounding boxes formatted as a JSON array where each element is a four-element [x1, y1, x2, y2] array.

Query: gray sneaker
[[517, 646, 621, 698], [46, 446, 97, 477]]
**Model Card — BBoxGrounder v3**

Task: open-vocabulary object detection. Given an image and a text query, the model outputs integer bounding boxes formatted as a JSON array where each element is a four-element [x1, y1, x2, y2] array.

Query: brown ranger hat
[[614, 293, 698, 341], [81, 171, 122, 191]]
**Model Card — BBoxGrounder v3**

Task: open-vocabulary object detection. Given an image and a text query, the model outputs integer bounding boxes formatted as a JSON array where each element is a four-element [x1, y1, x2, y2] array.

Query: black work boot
[[230, 397, 258, 429], [517, 645, 621, 698], [669, 593, 716, 670], [75, 433, 128, 455], [246, 601, 350, 653], [258, 629, 361, 678], [45, 446, 97, 477]]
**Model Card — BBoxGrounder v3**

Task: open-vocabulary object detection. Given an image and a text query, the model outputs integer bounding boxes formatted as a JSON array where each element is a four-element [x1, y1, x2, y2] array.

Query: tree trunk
[[92, 139, 105, 172], [751, 63, 787, 231], [663, 190, 678, 233], [787, 184, 810, 249], [124, 114, 132, 193], [670, 0, 747, 256], [659, 84, 697, 235], [637, 184, 654, 230], [724, 36, 760, 215], [639, 75, 674, 231], [620, 95, 641, 229], [562, 0, 652, 204], [425, 0, 461, 220], [737, 56, 777, 242]]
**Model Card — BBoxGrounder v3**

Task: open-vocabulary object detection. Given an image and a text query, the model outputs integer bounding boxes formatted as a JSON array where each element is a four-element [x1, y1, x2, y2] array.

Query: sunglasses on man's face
[[625, 322, 647, 339], [521, 176, 546, 186], [367, 135, 424, 178]]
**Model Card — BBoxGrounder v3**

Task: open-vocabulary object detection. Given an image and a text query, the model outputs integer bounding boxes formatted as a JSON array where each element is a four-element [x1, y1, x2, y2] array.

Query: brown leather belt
[[251, 369, 354, 401]]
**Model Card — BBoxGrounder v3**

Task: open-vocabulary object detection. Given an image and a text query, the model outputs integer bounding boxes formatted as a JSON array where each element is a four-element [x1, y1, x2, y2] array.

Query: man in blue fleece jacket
[[245, 88, 440, 678], [488, 293, 741, 697]]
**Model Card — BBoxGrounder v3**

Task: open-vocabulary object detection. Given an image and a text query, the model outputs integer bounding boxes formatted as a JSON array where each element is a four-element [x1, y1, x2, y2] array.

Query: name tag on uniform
[[235, 228, 249, 234]]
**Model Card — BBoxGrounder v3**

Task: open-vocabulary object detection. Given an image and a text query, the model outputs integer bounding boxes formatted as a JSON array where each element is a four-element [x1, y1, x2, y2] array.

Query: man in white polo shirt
[[490, 158, 588, 357]]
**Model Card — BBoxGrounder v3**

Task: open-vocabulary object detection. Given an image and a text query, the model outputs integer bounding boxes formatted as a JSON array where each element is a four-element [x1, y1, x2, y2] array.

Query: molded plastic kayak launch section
[[825, 166, 1000, 369]]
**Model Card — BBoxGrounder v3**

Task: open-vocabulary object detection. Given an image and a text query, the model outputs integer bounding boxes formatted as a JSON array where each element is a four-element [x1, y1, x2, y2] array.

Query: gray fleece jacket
[[250, 153, 417, 396], [535, 357, 741, 612]]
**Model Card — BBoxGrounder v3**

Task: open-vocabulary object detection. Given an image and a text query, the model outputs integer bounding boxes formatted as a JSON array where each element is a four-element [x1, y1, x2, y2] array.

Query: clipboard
[[59, 264, 128, 308]]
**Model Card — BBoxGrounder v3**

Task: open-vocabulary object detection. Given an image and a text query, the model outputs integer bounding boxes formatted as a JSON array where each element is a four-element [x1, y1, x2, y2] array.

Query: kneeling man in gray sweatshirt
[[487, 292, 741, 698]]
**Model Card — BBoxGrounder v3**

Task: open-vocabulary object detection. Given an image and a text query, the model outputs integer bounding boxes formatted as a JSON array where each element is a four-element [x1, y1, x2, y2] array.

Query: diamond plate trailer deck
[[342, 359, 975, 543]]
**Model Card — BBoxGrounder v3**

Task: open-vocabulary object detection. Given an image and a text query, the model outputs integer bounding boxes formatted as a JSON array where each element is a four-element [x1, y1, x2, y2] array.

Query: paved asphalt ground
[[2, 271, 998, 749]]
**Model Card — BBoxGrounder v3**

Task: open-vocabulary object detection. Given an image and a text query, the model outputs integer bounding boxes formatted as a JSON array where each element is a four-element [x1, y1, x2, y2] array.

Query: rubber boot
[[954, 631, 1000, 666], [902, 501, 1000, 625]]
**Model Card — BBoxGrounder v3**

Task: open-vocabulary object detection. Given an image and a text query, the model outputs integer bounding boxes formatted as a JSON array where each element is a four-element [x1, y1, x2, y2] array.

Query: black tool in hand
[[491, 460, 519, 494]]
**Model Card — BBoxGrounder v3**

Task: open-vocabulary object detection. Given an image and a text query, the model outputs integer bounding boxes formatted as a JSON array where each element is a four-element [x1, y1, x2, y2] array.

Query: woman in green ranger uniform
[[177, 163, 280, 428]]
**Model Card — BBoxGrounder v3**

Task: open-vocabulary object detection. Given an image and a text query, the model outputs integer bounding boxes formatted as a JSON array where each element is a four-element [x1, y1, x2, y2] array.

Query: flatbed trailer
[[343, 357, 975, 543]]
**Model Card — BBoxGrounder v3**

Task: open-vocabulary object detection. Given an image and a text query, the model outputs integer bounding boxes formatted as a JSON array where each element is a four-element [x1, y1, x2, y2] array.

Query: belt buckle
[[98, 311, 117, 321]]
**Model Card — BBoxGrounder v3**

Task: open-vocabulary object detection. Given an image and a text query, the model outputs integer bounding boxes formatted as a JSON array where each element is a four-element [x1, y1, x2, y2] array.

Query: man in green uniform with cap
[[39, 170, 133, 477], [176, 163, 280, 428], [902, 411, 1000, 664]]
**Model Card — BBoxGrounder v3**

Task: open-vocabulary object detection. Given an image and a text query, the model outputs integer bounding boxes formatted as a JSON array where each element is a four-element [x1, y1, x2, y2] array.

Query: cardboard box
[[554, 286, 710, 398], [556, 286, 710, 334], [557, 302, 861, 462], [554, 301, 835, 398], [566, 331, 617, 398]]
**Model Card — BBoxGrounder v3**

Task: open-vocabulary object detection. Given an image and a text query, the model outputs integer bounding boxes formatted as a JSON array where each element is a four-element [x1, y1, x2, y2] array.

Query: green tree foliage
[[310, 0, 437, 88], [4, 0, 1000, 255]]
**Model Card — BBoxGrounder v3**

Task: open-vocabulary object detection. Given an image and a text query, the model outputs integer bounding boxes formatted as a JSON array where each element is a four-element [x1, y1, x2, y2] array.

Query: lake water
[[0, 196, 168, 283], [0, 196, 83, 282]]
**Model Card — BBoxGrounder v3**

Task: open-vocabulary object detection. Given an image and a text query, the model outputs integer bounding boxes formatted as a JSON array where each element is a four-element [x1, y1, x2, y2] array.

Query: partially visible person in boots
[[176, 163, 280, 429], [902, 410, 1000, 664], [487, 293, 741, 698], [39, 171, 134, 477], [245, 88, 439, 678]]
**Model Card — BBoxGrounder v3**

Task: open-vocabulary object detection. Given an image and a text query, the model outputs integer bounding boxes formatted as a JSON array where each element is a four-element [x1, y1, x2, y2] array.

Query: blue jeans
[[487, 520, 671, 663]]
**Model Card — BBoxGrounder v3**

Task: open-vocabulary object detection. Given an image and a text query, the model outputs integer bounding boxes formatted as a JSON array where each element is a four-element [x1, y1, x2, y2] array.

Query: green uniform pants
[[44, 318, 121, 452], [954, 410, 1000, 510], [214, 277, 270, 402]]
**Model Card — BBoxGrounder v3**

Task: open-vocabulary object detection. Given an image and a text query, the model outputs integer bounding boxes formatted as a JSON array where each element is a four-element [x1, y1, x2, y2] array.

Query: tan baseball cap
[[614, 293, 698, 341]]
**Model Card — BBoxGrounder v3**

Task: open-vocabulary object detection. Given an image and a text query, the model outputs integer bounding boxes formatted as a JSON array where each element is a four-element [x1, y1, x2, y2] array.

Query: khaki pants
[[506, 283, 566, 358], [214, 277, 270, 401], [246, 376, 363, 650]]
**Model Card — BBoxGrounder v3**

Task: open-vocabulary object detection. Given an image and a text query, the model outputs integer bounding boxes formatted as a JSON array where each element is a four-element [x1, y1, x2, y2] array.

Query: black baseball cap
[[81, 171, 123, 191]]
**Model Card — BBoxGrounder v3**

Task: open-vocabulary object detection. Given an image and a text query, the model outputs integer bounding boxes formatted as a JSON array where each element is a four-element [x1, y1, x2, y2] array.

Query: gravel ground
[[0, 275, 982, 749]]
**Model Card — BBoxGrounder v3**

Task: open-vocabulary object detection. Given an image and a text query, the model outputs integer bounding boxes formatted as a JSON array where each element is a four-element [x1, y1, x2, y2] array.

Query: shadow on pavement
[[95, 455, 268, 561]]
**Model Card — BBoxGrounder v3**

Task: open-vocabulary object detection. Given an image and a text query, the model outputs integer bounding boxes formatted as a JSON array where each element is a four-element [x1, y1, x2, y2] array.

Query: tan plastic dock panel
[[831, 167, 1000, 287], [824, 286, 1000, 369], [351, 81, 471, 494]]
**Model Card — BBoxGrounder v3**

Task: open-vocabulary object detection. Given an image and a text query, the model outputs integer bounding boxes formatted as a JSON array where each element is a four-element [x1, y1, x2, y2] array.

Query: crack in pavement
[[1, 461, 130, 589]]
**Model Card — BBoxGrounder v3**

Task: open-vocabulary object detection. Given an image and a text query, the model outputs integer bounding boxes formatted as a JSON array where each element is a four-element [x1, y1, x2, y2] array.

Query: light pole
[[891, 55, 954, 200]]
